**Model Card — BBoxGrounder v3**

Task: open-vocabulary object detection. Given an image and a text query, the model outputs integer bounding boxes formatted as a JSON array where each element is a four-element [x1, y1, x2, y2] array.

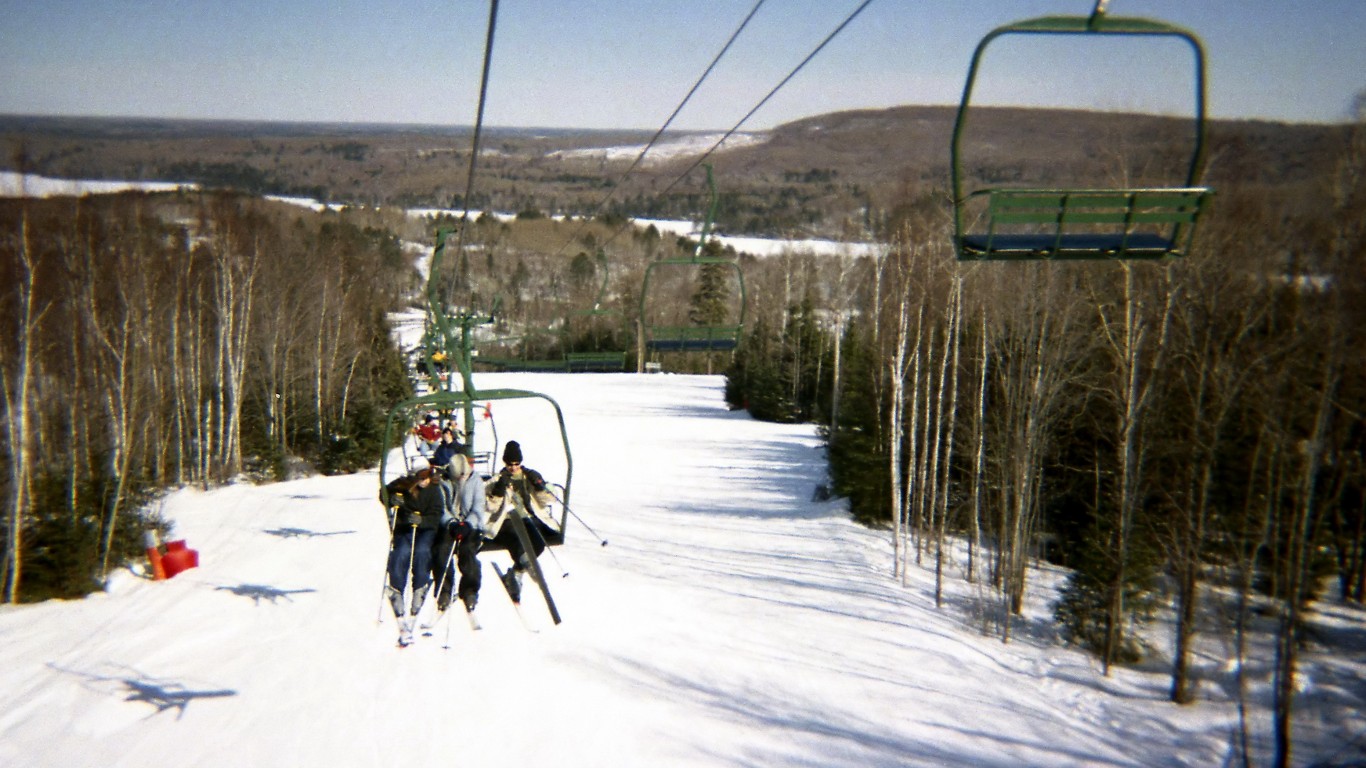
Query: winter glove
[[448, 520, 473, 541]]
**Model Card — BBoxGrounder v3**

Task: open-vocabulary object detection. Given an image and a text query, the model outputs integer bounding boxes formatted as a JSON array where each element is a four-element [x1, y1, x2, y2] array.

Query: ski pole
[[376, 503, 402, 624], [405, 522, 418, 609], [525, 516, 569, 578], [548, 486, 608, 546], [431, 528, 460, 613]]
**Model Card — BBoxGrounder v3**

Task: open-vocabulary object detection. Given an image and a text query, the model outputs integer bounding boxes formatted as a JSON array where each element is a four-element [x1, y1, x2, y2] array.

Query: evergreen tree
[[688, 241, 731, 327], [828, 320, 891, 525]]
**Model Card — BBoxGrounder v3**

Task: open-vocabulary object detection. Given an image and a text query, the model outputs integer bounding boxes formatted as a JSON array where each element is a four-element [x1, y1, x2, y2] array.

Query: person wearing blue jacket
[[430, 427, 465, 514], [434, 454, 486, 614], [430, 427, 464, 471]]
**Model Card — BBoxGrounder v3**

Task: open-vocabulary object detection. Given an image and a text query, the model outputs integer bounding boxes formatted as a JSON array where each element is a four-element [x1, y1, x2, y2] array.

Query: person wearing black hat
[[383, 465, 444, 646], [485, 440, 554, 602]]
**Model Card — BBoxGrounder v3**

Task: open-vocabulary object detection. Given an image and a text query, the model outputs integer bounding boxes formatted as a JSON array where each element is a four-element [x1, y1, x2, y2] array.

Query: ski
[[491, 562, 520, 604], [466, 608, 482, 631], [491, 562, 538, 633], [506, 513, 562, 625], [420, 611, 445, 634]]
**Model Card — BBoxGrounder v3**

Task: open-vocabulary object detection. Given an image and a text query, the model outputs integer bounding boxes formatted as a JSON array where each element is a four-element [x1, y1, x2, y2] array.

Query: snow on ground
[[4, 171, 1361, 765], [0, 171, 196, 198], [3, 371, 1363, 768], [262, 194, 347, 212], [547, 132, 769, 165], [635, 217, 884, 259]]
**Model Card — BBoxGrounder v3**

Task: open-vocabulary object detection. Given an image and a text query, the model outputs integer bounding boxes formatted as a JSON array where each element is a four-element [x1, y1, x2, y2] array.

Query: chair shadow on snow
[[671, 440, 832, 522], [262, 526, 355, 539], [48, 662, 237, 720], [585, 655, 1094, 768], [214, 583, 317, 606]]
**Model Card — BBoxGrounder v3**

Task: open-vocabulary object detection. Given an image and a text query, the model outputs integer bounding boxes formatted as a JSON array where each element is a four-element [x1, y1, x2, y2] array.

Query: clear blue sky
[[2, 1, 1362, 130]]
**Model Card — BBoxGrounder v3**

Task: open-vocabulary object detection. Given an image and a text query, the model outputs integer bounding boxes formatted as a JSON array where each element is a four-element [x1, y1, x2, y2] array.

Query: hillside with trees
[[2, 104, 1362, 761], [0, 192, 412, 600]]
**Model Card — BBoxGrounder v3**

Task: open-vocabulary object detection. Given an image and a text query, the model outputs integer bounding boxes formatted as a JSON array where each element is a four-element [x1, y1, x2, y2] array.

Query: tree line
[[1, 190, 411, 602], [722, 130, 1364, 765]]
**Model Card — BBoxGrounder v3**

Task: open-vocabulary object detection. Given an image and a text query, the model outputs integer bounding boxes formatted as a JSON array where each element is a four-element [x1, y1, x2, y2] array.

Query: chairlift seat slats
[[564, 351, 627, 372], [645, 324, 743, 353], [958, 186, 1212, 260]]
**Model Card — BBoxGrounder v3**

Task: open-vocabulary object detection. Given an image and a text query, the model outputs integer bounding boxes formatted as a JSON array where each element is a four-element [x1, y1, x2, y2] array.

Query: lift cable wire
[[652, 0, 876, 211], [551, 0, 768, 259], [450, 0, 501, 264], [590, 0, 878, 257]]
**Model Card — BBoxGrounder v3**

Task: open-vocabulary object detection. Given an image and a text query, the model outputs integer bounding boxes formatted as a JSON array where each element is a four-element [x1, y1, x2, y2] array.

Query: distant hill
[[0, 107, 1351, 239]]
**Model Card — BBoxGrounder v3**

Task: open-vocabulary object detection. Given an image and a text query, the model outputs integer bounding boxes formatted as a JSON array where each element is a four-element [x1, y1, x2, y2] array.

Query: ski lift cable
[[450, 0, 500, 260], [593, 0, 878, 255], [550, 0, 770, 260], [427, 0, 498, 357]]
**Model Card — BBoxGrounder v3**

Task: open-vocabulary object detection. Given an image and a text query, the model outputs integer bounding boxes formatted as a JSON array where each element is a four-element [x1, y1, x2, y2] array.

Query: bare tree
[[981, 263, 1090, 639], [1, 206, 49, 602], [1161, 240, 1278, 703], [1087, 263, 1176, 673]]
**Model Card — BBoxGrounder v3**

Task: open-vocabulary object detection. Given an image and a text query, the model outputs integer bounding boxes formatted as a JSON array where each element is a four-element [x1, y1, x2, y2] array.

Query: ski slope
[[1, 373, 1361, 768]]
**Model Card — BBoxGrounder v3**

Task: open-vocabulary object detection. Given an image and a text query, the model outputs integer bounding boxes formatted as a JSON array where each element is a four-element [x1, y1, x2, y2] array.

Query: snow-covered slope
[[1, 373, 1360, 768]]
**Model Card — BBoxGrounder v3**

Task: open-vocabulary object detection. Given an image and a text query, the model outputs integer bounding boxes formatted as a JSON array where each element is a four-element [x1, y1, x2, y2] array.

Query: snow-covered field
[[2, 371, 1363, 768], [0, 170, 196, 198], [546, 131, 769, 164], [633, 216, 884, 259]]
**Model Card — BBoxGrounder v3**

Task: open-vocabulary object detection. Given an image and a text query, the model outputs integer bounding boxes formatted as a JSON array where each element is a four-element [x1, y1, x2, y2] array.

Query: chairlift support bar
[[378, 388, 573, 534]]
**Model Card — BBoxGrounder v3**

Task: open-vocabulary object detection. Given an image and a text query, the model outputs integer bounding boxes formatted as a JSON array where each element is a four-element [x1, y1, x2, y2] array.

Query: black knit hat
[[502, 441, 523, 464]]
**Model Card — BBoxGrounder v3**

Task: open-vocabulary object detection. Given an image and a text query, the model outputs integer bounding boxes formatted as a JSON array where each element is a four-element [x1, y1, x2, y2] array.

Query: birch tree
[[1088, 263, 1176, 673], [1, 207, 49, 602]]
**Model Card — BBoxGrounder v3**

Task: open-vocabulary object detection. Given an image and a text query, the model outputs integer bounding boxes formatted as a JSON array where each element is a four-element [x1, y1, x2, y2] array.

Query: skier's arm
[[462, 474, 488, 533], [526, 469, 553, 510]]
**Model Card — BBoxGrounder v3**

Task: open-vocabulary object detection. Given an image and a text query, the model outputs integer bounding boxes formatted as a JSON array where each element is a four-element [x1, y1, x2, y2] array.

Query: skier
[[385, 465, 443, 646], [430, 427, 464, 513], [431, 426, 464, 471], [412, 414, 442, 458], [485, 440, 554, 602], [433, 454, 487, 616]]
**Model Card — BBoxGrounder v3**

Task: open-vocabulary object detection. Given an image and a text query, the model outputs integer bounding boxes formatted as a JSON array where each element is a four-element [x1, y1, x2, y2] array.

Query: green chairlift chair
[[951, 3, 1214, 261], [637, 165, 747, 358]]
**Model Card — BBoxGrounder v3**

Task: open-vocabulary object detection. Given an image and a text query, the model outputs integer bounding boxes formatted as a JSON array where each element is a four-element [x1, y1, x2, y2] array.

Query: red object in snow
[[160, 539, 200, 578]]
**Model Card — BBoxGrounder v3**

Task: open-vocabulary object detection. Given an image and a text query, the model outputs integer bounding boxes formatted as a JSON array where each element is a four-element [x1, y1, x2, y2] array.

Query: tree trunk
[[2, 211, 43, 603]]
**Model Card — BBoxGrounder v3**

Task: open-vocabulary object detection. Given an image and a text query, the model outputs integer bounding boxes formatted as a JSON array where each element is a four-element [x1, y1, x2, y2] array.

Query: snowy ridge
[[546, 132, 769, 164], [2, 372, 1360, 767]]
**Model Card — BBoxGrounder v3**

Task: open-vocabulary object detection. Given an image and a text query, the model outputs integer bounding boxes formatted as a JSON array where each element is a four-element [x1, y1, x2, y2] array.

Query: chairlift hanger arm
[[693, 164, 719, 260]]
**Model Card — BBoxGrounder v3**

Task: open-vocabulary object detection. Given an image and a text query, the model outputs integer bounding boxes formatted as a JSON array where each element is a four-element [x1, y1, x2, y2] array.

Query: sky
[[1, 1, 1363, 131], [3, 365, 1363, 767]]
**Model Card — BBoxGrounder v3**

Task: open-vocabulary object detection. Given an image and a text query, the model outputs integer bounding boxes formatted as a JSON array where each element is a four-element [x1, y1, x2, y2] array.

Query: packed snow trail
[[0, 374, 1249, 767]]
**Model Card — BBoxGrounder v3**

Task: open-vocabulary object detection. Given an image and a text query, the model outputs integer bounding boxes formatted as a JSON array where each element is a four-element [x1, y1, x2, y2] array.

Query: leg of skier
[[397, 524, 418, 646]]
